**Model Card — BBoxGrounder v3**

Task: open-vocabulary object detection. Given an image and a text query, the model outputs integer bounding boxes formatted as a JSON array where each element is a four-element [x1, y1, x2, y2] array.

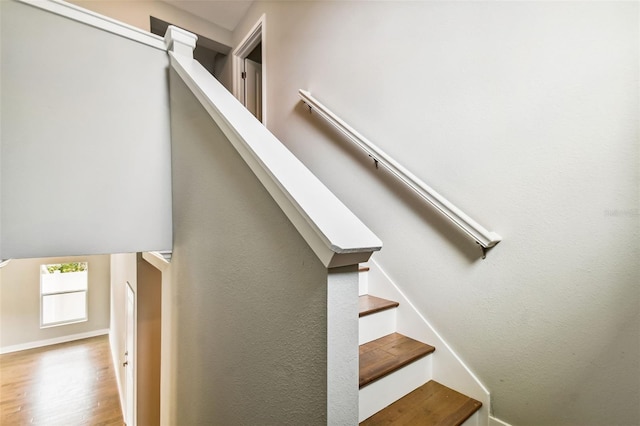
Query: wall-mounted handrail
[[299, 89, 501, 255]]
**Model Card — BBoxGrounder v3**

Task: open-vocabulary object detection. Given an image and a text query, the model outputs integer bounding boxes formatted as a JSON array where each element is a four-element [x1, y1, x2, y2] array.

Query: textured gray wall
[[168, 69, 328, 425]]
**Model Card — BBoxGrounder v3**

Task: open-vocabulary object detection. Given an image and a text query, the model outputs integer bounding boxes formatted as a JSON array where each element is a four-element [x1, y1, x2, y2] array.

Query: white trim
[[125, 281, 137, 426], [299, 90, 501, 251], [232, 14, 267, 126], [0, 259, 11, 268], [0, 328, 109, 354], [142, 251, 171, 272], [164, 25, 197, 58], [169, 52, 381, 268], [489, 416, 513, 426], [15, 0, 166, 50], [367, 259, 491, 426]]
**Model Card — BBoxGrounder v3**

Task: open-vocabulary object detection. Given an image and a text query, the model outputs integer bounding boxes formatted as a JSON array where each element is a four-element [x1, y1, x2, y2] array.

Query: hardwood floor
[[0, 335, 124, 425]]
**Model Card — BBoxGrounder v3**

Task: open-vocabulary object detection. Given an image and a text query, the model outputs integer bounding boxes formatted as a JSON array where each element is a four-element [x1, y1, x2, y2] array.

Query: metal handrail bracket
[[299, 89, 501, 256]]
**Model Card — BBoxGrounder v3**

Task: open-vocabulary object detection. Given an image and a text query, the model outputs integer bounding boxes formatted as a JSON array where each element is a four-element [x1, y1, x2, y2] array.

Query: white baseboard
[[0, 328, 109, 354], [489, 416, 513, 426]]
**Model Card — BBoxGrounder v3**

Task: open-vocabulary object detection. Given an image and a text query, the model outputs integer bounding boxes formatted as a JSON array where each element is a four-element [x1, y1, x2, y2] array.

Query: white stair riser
[[463, 410, 480, 426], [359, 309, 396, 345], [358, 355, 432, 422], [367, 260, 490, 426], [358, 270, 368, 296]]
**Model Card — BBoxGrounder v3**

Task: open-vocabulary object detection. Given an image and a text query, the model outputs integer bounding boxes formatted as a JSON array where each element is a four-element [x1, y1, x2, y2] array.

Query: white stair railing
[[299, 89, 501, 257]]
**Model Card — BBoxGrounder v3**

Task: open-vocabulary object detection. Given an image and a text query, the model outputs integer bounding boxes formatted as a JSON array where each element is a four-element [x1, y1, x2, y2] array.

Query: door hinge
[[241, 71, 247, 79]]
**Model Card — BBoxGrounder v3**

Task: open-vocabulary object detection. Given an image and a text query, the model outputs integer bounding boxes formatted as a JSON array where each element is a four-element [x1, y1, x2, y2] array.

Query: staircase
[[358, 268, 483, 425]]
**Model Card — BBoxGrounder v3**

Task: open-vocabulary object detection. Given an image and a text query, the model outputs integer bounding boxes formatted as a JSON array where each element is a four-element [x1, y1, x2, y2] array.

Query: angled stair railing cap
[[299, 89, 501, 257], [164, 26, 197, 58], [169, 54, 382, 268], [0, 259, 12, 268]]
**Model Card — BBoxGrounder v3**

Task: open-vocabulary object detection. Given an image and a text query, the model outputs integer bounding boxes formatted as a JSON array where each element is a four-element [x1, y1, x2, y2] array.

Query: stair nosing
[[359, 380, 482, 426], [359, 332, 435, 388], [359, 295, 399, 318]]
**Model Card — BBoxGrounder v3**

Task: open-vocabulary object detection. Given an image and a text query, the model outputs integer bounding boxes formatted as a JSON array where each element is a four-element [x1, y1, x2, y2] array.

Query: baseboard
[[489, 415, 513, 426], [0, 328, 109, 354]]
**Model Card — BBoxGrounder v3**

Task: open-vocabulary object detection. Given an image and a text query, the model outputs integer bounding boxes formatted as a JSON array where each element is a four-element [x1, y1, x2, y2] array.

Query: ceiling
[[161, 0, 254, 32]]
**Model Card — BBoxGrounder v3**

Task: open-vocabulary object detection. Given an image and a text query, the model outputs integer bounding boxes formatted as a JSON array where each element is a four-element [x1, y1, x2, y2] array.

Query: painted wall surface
[[0, 1, 172, 259], [231, 2, 640, 425], [109, 253, 136, 422], [68, 0, 233, 90], [136, 254, 161, 426], [0, 255, 110, 349], [69, 0, 231, 49], [169, 69, 329, 424]]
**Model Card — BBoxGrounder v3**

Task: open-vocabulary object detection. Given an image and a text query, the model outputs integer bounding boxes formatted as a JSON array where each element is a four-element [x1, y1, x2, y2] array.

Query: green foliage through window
[[46, 263, 87, 274]]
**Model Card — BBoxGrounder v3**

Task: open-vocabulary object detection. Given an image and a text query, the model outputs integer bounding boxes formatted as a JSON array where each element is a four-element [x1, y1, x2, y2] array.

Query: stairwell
[[358, 268, 483, 425]]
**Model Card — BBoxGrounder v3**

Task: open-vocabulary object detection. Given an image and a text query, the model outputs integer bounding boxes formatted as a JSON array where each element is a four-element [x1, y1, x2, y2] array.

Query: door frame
[[244, 58, 263, 122], [125, 282, 136, 426], [232, 14, 266, 125]]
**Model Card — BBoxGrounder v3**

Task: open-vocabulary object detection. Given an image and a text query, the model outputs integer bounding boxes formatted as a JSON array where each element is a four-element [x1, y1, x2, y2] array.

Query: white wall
[[231, 2, 640, 425], [0, 0, 172, 259], [168, 68, 330, 424], [0, 255, 110, 351]]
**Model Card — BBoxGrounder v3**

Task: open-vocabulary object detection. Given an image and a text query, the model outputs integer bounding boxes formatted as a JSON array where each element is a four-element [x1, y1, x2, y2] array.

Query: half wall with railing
[[2, 1, 382, 424]]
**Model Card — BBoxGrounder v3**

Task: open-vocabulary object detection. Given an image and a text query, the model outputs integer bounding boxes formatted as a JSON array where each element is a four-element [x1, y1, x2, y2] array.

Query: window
[[40, 262, 88, 327]]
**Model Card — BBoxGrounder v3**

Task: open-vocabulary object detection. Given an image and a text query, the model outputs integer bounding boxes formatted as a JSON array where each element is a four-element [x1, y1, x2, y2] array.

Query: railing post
[[164, 25, 197, 58], [327, 265, 360, 425]]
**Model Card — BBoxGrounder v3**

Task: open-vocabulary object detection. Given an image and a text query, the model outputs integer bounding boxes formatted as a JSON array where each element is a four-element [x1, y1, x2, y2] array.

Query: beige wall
[[0, 255, 111, 351], [69, 0, 231, 48], [66, 0, 234, 90], [230, 2, 640, 425], [136, 254, 161, 426]]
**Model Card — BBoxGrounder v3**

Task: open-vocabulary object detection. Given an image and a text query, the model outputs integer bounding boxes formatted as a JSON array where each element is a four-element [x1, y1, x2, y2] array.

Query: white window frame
[[40, 262, 89, 328]]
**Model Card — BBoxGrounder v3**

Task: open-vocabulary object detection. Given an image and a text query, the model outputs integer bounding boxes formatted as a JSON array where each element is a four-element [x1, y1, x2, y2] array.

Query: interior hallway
[[0, 335, 124, 425]]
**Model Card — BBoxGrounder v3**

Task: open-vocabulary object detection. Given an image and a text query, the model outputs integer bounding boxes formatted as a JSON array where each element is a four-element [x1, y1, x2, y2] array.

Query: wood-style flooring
[[0, 335, 124, 425]]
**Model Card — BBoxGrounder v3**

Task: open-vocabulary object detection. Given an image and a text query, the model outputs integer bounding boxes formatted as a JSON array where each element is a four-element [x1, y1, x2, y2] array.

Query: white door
[[244, 58, 262, 121], [125, 283, 135, 426]]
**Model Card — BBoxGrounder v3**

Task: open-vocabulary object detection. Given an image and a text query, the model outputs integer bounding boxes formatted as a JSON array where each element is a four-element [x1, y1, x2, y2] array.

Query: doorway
[[243, 44, 262, 121], [124, 282, 135, 426], [233, 15, 266, 124]]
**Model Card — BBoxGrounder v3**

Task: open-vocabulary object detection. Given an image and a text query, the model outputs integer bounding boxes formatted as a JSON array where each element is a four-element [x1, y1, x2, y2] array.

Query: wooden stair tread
[[359, 333, 435, 388], [360, 380, 482, 426], [359, 295, 399, 317]]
